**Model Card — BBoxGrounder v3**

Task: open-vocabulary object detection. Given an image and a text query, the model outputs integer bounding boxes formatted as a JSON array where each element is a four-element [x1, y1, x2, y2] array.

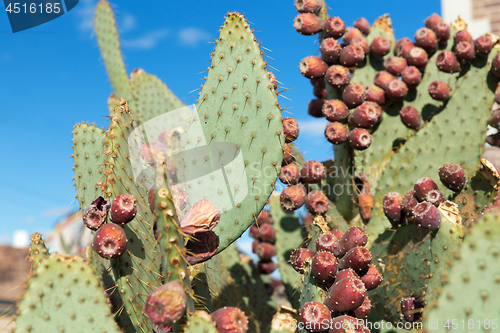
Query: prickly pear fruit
[[413, 202, 441, 229], [454, 29, 473, 45], [257, 260, 278, 274], [316, 232, 339, 253], [180, 199, 220, 235], [340, 45, 365, 67], [455, 41, 475, 63], [370, 36, 392, 58], [258, 223, 277, 243], [145, 281, 186, 326], [399, 105, 421, 130], [488, 109, 500, 129], [92, 223, 127, 259], [211, 307, 249, 333], [354, 17, 370, 35], [186, 231, 219, 265], [299, 302, 332, 333], [425, 13, 443, 30], [385, 79, 408, 101], [439, 163, 466, 191], [475, 35, 493, 56], [282, 143, 294, 165], [83, 196, 110, 230], [308, 98, 325, 118], [428, 80, 451, 101], [322, 99, 349, 122], [323, 17, 346, 39], [280, 184, 307, 211], [401, 189, 419, 216], [329, 315, 363, 333], [257, 210, 273, 226], [326, 65, 351, 88], [291, 248, 315, 273], [306, 190, 329, 214], [300, 56, 328, 78], [350, 36, 369, 54], [407, 47, 429, 69], [384, 56, 408, 76], [374, 70, 396, 90], [283, 118, 299, 143], [401, 66, 422, 88], [279, 163, 301, 185], [254, 242, 277, 261], [342, 27, 363, 44], [333, 268, 357, 285], [249, 224, 260, 239], [359, 264, 383, 290], [294, 0, 323, 13], [324, 276, 366, 312], [311, 251, 338, 283], [342, 83, 365, 108], [320, 38, 342, 62], [294, 13, 324, 35], [400, 296, 424, 323], [325, 122, 349, 144], [426, 189, 444, 207], [436, 50, 461, 73], [414, 177, 439, 201], [348, 128, 372, 150], [434, 22, 450, 42], [334, 226, 368, 258], [301, 160, 326, 183], [415, 28, 438, 53], [338, 246, 371, 271], [364, 84, 386, 105], [383, 192, 403, 225], [332, 229, 344, 240], [358, 194, 374, 220], [353, 296, 371, 319], [395, 37, 414, 58], [110, 194, 137, 225]]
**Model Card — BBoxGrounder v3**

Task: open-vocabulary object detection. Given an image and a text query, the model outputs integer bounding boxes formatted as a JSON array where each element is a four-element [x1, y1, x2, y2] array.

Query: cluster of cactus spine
[[9, 0, 500, 332]]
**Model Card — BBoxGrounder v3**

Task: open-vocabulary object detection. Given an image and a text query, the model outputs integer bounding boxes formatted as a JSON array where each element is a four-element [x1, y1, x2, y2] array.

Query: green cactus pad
[[28, 233, 49, 270], [195, 12, 284, 253], [184, 311, 218, 333], [14, 254, 121, 333], [190, 263, 214, 312]]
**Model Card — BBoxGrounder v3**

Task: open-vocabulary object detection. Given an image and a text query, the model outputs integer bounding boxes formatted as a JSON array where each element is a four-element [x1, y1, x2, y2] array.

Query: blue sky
[[0, 0, 441, 245]]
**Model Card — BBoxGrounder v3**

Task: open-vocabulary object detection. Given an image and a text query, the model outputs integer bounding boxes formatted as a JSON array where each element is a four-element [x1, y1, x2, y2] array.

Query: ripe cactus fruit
[[334, 226, 368, 258], [425, 13, 443, 30], [401, 189, 419, 216], [383, 191, 403, 225], [257, 260, 278, 274], [311, 251, 338, 283], [438, 163, 466, 191], [348, 128, 372, 150], [342, 83, 365, 108], [475, 35, 493, 56], [338, 246, 372, 271], [179, 199, 220, 235], [413, 177, 439, 201], [279, 163, 301, 185], [83, 196, 110, 230], [282, 143, 294, 164], [400, 296, 424, 322], [291, 248, 315, 273], [300, 56, 328, 78], [301, 160, 326, 183], [329, 315, 363, 333], [370, 36, 392, 57], [342, 27, 363, 44], [492, 53, 500, 77], [326, 65, 351, 88], [354, 17, 370, 35], [306, 190, 329, 214], [413, 202, 441, 229], [186, 231, 219, 265], [110, 194, 137, 224], [322, 99, 349, 122], [92, 223, 127, 259], [325, 122, 349, 144], [359, 264, 383, 290], [294, 0, 323, 13], [407, 47, 429, 69], [313, 85, 327, 98], [374, 70, 396, 90], [436, 50, 461, 73], [294, 13, 323, 35], [401, 65, 422, 88], [211, 307, 249, 333], [333, 268, 357, 284], [399, 105, 421, 130], [425, 189, 444, 206], [308, 98, 325, 118], [339, 44, 365, 67], [256, 210, 273, 225], [283, 117, 300, 143], [280, 184, 307, 210], [332, 229, 344, 240], [357, 194, 374, 220], [455, 41, 475, 63], [316, 232, 339, 253], [384, 56, 408, 76], [320, 38, 342, 62], [258, 223, 277, 243], [353, 296, 371, 319], [428, 80, 451, 101], [323, 16, 346, 39], [324, 276, 366, 312], [414, 28, 438, 54], [454, 29, 473, 45], [488, 109, 500, 129], [299, 302, 332, 333], [364, 84, 386, 105], [395, 37, 414, 58], [254, 242, 277, 261], [351, 102, 380, 128], [434, 22, 451, 42], [349, 36, 369, 54], [385, 80, 408, 101], [144, 281, 186, 326]]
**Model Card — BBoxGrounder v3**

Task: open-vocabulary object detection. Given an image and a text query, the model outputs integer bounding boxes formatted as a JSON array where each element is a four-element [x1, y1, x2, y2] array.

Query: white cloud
[[74, 0, 97, 32], [178, 27, 211, 46], [42, 206, 72, 217], [297, 119, 329, 135], [122, 29, 170, 49], [120, 13, 136, 32]]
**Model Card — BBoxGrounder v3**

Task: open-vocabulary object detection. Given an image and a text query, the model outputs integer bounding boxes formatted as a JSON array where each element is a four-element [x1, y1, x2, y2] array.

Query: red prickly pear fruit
[[400, 105, 421, 130], [492, 54, 500, 77], [301, 160, 326, 184], [425, 13, 443, 30], [268, 71, 278, 91], [333, 268, 357, 285], [294, 13, 324, 35], [487, 132, 500, 147], [434, 22, 451, 43], [401, 296, 424, 323], [407, 47, 429, 69], [374, 70, 396, 90], [370, 36, 392, 58], [313, 85, 327, 99], [299, 302, 332, 333], [294, 0, 323, 13], [257, 260, 277, 274], [454, 29, 473, 45], [349, 36, 369, 55], [322, 99, 349, 122], [359, 264, 383, 290], [186, 231, 219, 265], [324, 276, 366, 312], [179, 199, 220, 235], [110, 194, 137, 225], [338, 246, 371, 271], [258, 223, 276, 243], [348, 128, 372, 150], [282, 143, 294, 165], [383, 191, 403, 225], [413, 202, 441, 230], [401, 190, 419, 217], [436, 50, 461, 73], [283, 118, 299, 143], [211, 307, 249, 333], [310, 77, 325, 88], [385, 80, 408, 101], [334, 226, 368, 258], [455, 41, 475, 63], [311, 251, 338, 283], [364, 84, 386, 105], [342, 27, 363, 44], [280, 184, 307, 211], [316, 232, 339, 253], [395, 37, 414, 58], [353, 296, 371, 319], [325, 122, 349, 145], [439, 163, 466, 191], [354, 17, 370, 35], [249, 223, 261, 239], [83, 196, 110, 230], [415, 28, 438, 54], [475, 35, 493, 56], [254, 242, 277, 261], [291, 248, 315, 273], [414, 177, 439, 201], [92, 223, 127, 259], [332, 229, 344, 240], [300, 56, 328, 78], [401, 66, 422, 89], [145, 281, 186, 326], [306, 190, 329, 214], [426, 189, 445, 207], [252, 239, 260, 253], [320, 38, 342, 62], [257, 210, 273, 226], [326, 65, 351, 88], [358, 194, 374, 220], [428, 80, 451, 101], [384, 56, 408, 76], [342, 83, 365, 108], [350, 102, 379, 129], [308, 98, 326, 118], [339, 45, 365, 67], [279, 163, 301, 185], [323, 17, 346, 39], [329, 315, 363, 333]]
